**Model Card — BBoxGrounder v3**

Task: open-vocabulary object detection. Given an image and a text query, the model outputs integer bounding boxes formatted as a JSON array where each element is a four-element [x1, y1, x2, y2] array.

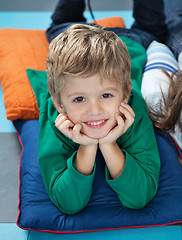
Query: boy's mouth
[[83, 119, 108, 128]]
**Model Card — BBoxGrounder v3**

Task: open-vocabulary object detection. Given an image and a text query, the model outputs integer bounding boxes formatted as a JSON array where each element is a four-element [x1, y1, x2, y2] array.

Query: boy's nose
[[87, 101, 102, 115]]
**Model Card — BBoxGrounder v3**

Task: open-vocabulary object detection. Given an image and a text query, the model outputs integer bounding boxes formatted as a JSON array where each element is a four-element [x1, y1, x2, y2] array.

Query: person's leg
[[164, 0, 182, 59], [46, 0, 86, 42], [46, 0, 166, 50], [131, 0, 167, 43], [105, 0, 167, 49], [164, 0, 182, 30]]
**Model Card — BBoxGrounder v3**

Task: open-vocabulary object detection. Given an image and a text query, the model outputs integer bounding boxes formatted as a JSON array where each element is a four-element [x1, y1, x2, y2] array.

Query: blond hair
[[46, 24, 131, 104]]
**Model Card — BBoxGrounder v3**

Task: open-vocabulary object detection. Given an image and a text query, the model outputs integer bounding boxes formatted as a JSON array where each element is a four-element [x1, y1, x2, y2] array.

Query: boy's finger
[[107, 114, 124, 137], [119, 106, 135, 123], [60, 120, 74, 129], [116, 110, 134, 134], [55, 114, 67, 125], [72, 124, 99, 145], [55, 117, 67, 128], [57, 120, 74, 139], [73, 123, 82, 133], [72, 123, 82, 138], [120, 102, 135, 118], [115, 114, 126, 134]]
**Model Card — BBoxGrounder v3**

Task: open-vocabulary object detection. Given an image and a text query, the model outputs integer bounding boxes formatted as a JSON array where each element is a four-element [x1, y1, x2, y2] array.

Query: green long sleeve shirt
[[27, 37, 160, 215]]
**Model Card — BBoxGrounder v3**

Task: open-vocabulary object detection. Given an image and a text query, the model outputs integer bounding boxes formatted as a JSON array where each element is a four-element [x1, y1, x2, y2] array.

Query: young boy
[[36, 24, 160, 215]]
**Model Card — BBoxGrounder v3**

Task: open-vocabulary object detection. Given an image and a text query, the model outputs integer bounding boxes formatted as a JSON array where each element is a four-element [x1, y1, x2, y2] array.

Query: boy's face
[[57, 74, 129, 139]]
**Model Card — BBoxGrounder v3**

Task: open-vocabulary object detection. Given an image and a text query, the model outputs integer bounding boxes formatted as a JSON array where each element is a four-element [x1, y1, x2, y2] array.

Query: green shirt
[[27, 37, 160, 215]]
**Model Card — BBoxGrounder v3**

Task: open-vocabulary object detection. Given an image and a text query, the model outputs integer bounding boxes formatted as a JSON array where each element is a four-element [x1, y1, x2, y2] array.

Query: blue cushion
[[14, 119, 182, 233]]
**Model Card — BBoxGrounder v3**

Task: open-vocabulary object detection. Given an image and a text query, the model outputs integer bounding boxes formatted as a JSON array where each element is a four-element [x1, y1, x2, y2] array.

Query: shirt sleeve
[[38, 111, 95, 215], [105, 108, 161, 209]]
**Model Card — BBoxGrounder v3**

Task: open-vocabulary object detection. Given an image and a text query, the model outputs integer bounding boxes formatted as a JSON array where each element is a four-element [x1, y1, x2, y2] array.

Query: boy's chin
[[84, 131, 108, 140]]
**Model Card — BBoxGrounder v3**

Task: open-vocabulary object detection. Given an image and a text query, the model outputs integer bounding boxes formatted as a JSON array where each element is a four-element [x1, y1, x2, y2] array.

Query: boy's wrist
[[75, 144, 98, 176], [99, 141, 116, 150], [99, 142, 126, 180], [79, 143, 98, 153]]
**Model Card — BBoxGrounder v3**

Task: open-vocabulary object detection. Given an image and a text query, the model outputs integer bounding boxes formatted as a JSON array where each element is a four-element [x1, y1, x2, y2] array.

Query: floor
[[0, 0, 182, 239]]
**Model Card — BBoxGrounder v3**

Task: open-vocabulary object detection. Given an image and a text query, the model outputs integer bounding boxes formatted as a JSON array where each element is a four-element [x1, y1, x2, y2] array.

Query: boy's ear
[[123, 91, 131, 103], [52, 97, 65, 113], [124, 83, 133, 103]]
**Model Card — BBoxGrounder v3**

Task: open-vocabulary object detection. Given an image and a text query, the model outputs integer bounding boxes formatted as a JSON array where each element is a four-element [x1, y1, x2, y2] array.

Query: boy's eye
[[73, 97, 85, 103], [101, 93, 113, 99]]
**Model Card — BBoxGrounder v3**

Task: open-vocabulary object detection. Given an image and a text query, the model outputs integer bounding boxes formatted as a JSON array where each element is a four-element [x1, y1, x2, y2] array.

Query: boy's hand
[[55, 113, 98, 146], [99, 102, 135, 145]]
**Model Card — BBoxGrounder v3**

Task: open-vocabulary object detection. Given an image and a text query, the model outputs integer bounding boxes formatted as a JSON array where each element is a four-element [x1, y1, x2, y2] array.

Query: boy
[[37, 24, 160, 215]]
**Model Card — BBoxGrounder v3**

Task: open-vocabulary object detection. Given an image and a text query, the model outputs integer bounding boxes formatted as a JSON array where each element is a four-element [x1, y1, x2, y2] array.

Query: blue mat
[[14, 119, 182, 233]]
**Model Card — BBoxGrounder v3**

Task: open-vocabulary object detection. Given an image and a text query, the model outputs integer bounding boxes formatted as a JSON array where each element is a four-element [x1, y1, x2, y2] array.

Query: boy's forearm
[[75, 144, 98, 176], [99, 143, 125, 179]]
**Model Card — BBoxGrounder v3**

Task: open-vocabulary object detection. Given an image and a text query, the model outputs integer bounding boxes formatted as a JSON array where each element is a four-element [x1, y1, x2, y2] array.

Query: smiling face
[[54, 74, 129, 139]]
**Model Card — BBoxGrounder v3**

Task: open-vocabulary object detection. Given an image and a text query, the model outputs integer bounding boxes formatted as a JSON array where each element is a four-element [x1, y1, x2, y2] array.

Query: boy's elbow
[[121, 182, 158, 210], [51, 192, 88, 215], [59, 204, 85, 215], [131, 199, 149, 209], [122, 198, 148, 210]]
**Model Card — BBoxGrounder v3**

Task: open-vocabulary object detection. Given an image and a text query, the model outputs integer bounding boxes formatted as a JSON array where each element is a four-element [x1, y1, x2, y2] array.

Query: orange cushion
[[91, 16, 125, 28], [0, 17, 125, 120], [0, 29, 49, 120]]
